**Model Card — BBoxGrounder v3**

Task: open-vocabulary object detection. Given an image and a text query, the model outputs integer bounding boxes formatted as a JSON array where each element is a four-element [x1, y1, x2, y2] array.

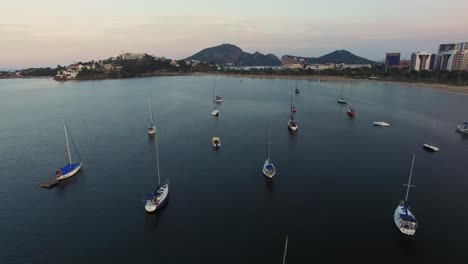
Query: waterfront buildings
[[410, 51, 432, 71], [385, 53, 401, 70]]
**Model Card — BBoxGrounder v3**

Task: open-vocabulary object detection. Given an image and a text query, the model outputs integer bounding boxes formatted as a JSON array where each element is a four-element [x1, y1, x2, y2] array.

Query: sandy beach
[[202, 73, 468, 95]]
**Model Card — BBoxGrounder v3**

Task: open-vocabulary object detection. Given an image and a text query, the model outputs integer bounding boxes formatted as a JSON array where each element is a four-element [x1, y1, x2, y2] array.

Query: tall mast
[[63, 120, 72, 164], [154, 133, 161, 186], [148, 97, 154, 125], [213, 79, 216, 101], [282, 235, 288, 264], [341, 85, 344, 98], [404, 154, 416, 201], [267, 121, 271, 160]]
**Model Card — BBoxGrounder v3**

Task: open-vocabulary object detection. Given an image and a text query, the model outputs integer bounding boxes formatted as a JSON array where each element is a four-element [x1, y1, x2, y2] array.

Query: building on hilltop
[[119, 52, 146, 60]]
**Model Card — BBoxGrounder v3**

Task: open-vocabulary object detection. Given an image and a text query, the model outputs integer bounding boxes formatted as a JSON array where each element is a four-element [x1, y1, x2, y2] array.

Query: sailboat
[[295, 79, 300, 94], [346, 83, 356, 117], [423, 122, 439, 152], [282, 235, 288, 264], [147, 98, 156, 135], [211, 103, 220, 116], [288, 94, 298, 131], [262, 121, 276, 179], [394, 154, 418, 236], [55, 121, 82, 181], [337, 84, 348, 104], [456, 121, 468, 134], [212, 137, 221, 148], [213, 80, 223, 103], [145, 133, 169, 213]]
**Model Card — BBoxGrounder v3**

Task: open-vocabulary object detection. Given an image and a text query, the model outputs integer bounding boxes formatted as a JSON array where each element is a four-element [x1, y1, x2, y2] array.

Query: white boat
[[147, 98, 156, 135], [145, 133, 169, 213], [373, 121, 390, 127], [423, 144, 439, 152], [211, 105, 220, 116], [262, 121, 276, 179], [212, 137, 221, 148], [337, 85, 348, 104], [423, 122, 439, 152], [457, 122, 468, 134], [394, 154, 418, 236], [288, 94, 299, 131], [212, 80, 223, 103], [55, 121, 82, 181]]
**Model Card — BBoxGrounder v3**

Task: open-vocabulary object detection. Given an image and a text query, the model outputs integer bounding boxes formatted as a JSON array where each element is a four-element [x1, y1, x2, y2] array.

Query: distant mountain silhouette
[[282, 50, 375, 65], [187, 44, 281, 66]]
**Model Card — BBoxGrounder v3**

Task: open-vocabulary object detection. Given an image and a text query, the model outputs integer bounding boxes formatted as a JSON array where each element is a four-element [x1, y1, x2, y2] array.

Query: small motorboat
[[288, 119, 298, 131], [211, 106, 219, 117], [212, 137, 221, 148], [374, 121, 390, 127], [423, 144, 439, 152], [292, 106, 297, 113], [295, 88, 300, 94], [457, 122, 468, 134], [347, 108, 356, 118]]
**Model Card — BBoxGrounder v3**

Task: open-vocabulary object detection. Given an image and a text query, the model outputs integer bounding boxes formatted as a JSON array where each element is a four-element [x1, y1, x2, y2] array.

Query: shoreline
[[202, 73, 468, 95]]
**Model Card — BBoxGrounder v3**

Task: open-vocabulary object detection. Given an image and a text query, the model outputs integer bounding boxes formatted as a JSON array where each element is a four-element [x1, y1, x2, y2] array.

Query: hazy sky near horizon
[[2, 0, 468, 68]]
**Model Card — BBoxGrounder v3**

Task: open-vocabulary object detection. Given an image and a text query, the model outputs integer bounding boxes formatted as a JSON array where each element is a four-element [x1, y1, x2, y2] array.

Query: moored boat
[[373, 121, 390, 127], [457, 122, 468, 134], [55, 121, 82, 181], [212, 137, 221, 148], [145, 133, 169, 213], [262, 121, 276, 179], [394, 154, 418, 236]]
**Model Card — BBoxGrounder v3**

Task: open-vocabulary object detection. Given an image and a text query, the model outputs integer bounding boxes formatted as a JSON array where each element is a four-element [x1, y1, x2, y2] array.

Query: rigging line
[[65, 123, 82, 161]]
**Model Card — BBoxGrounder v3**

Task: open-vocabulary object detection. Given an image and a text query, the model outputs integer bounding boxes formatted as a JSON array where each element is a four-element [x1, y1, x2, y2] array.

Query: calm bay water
[[1, 76, 468, 263]]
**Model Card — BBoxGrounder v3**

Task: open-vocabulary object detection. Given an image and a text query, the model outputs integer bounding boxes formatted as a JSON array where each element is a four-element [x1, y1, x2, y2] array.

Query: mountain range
[[186, 44, 281, 66], [187, 44, 375, 66], [282, 50, 375, 65]]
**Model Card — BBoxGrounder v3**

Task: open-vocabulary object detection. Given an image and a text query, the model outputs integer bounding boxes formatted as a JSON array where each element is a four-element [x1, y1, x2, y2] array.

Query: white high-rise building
[[410, 51, 432, 71]]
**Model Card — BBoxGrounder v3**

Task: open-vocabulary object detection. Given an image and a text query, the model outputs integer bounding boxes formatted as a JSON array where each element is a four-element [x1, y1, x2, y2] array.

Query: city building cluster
[[386, 42, 468, 72]]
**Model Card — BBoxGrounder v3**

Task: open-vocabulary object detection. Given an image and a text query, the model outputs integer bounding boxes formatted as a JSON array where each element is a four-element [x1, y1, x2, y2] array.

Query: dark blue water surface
[[1, 76, 468, 263]]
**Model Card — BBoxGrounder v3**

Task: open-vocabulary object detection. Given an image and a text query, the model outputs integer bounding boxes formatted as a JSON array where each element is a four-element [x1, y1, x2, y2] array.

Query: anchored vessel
[[145, 133, 169, 213], [288, 94, 298, 131], [147, 98, 156, 135], [262, 121, 276, 179], [394, 154, 418, 236], [55, 121, 82, 181]]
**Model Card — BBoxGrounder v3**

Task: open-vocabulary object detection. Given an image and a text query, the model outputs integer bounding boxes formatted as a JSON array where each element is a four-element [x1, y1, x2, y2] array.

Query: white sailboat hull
[[288, 120, 298, 131], [262, 160, 276, 179], [457, 125, 468, 134], [147, 126, 156, 135], [373, 121, 390, 127], [145, 182, 169, 213], [211, 109, 219, 116], [394, 204, 417, 236], [56, 162, 82, 181], [423, 144, 439, 152]]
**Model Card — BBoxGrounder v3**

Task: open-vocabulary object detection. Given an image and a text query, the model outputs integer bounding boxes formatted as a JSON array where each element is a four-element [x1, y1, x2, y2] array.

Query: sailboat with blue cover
[[394, 154, 418, 235], [145, 133, 169, 213], [55, 121, 82, 181], [262, 121, 276, 178]]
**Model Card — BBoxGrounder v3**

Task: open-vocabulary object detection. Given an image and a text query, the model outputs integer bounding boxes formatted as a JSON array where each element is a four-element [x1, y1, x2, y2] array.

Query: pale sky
[[1, 0, 468, 69]]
